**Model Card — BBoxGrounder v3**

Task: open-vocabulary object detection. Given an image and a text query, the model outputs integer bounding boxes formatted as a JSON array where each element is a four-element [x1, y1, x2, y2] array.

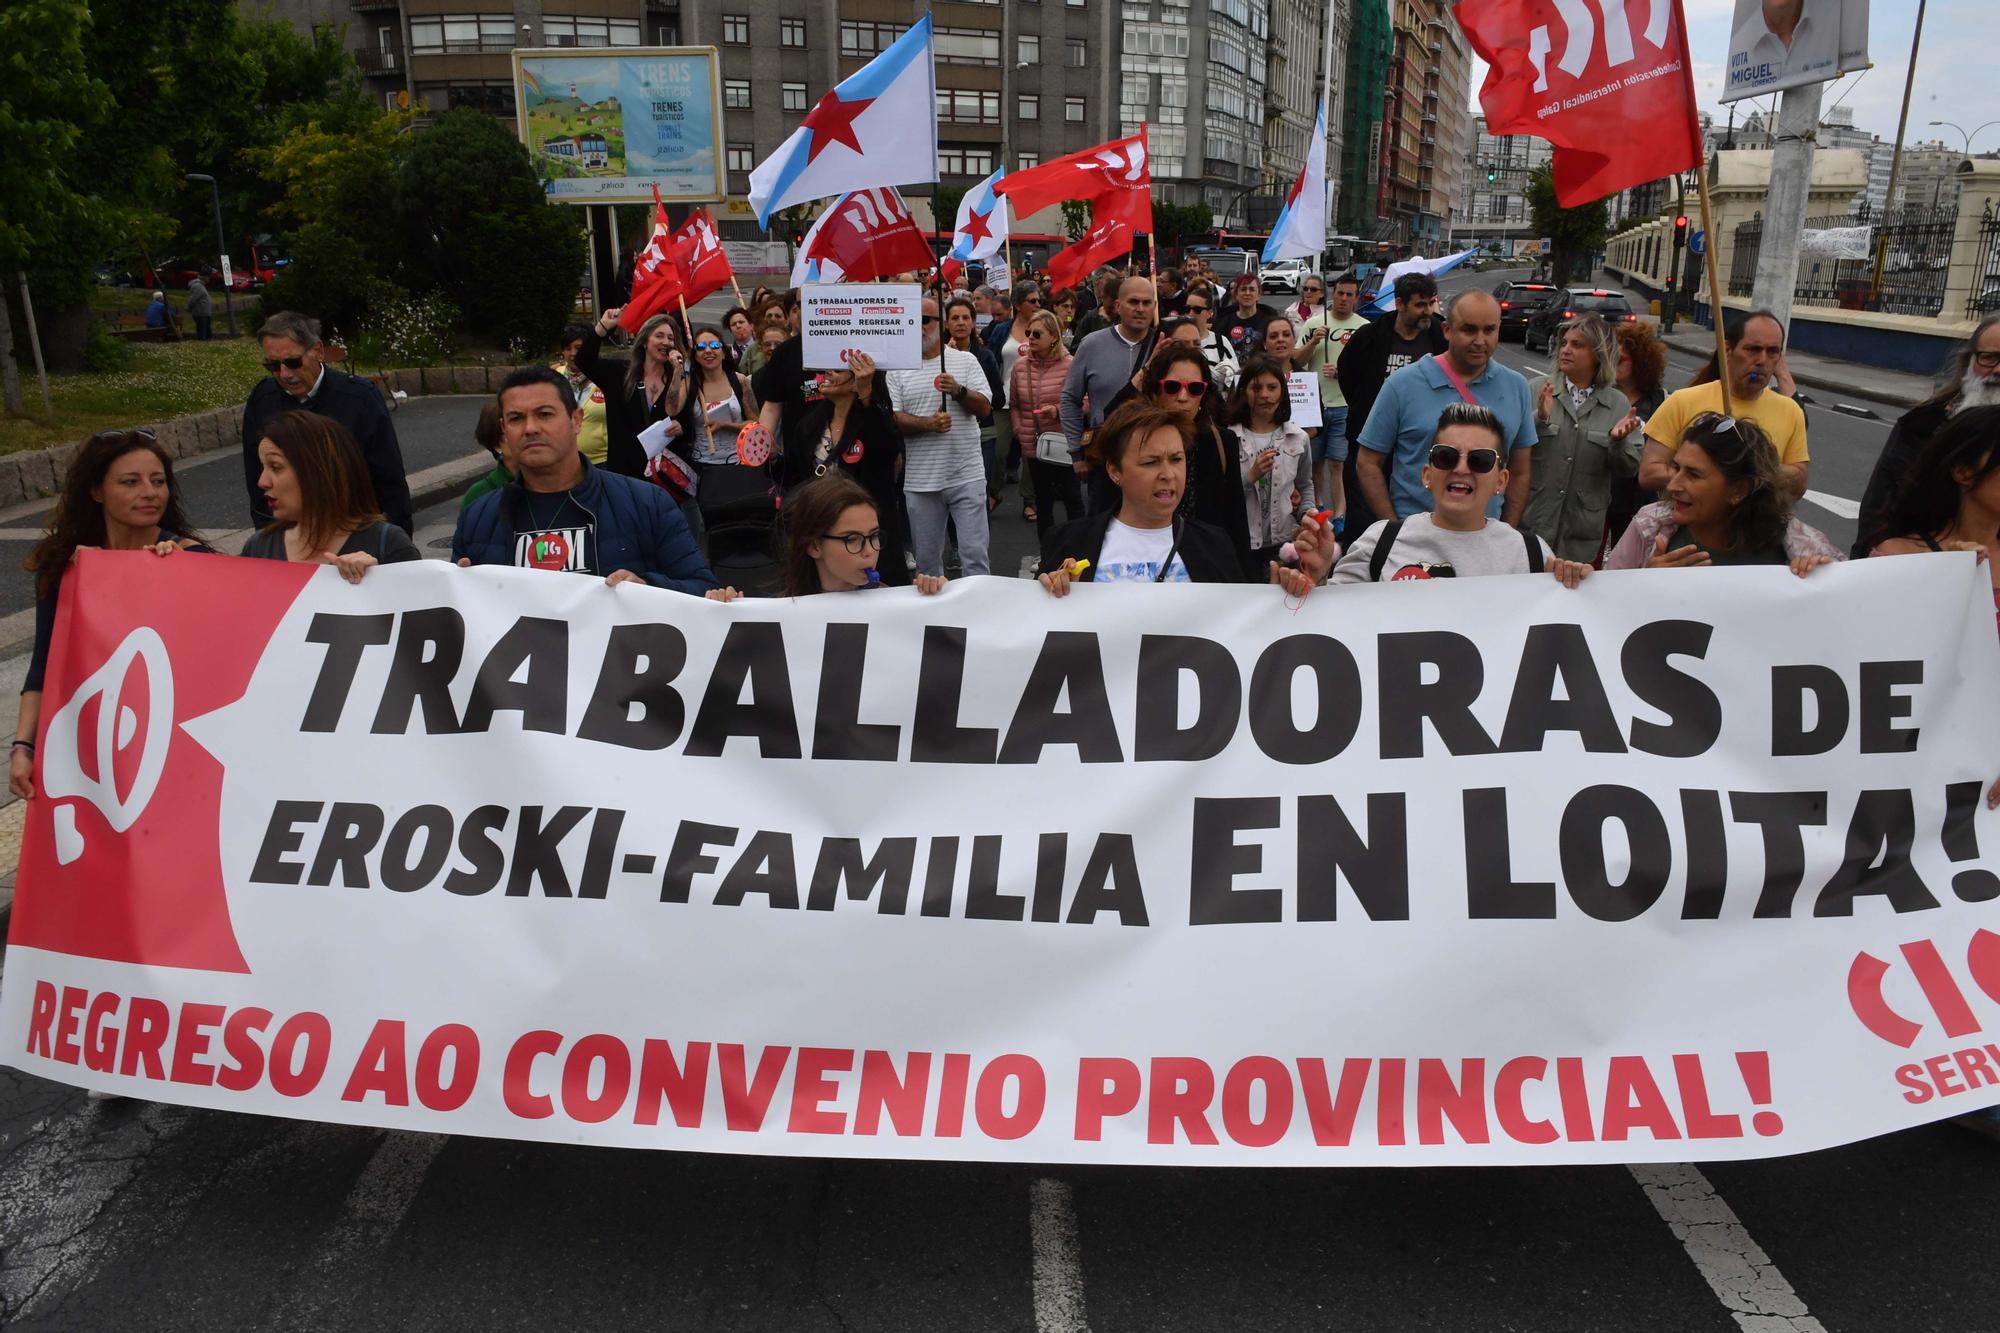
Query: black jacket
[[1040, 510, 1256, 584], [575, 328, 688, 479], [1335, 314, 1448, 446], [1853, 399, 1949, 559], [242, 369, 413, 533], [1102, 385, 1255, 576]]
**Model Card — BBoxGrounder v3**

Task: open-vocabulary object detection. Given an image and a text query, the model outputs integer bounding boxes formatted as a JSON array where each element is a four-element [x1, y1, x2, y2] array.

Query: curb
[[1657, 333, 1928, 412]]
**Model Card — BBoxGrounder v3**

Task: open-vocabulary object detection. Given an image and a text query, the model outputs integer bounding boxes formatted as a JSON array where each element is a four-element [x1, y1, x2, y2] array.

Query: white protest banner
[[7, 553, 2000, 1167], [1286, 371, 1323, 429], [800, 283, 923, 371]]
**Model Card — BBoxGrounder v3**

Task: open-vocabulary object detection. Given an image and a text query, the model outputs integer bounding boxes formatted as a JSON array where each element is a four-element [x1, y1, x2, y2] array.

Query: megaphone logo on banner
[[40, 627, 174, 866]]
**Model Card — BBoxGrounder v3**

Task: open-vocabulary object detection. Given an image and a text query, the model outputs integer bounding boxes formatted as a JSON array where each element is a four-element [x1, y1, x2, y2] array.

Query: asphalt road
[[0, 278, 1968, 1330]]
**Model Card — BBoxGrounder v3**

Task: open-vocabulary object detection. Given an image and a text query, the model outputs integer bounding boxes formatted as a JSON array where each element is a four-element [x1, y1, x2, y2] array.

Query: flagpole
[[1668, 12, 1733, 419], [679, 290, 709, 456]]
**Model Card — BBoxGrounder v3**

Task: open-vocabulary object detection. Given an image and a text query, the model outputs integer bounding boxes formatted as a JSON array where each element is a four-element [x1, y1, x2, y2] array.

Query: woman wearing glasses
[[679, 325, 760, 470], [1010, 309, 1081, 539], [1332, 403, 1589, 584], [1182, 291, 1240, 393], [769, 350, 908, 585], [1039, 403, 1328, 594], [1604, 413, 1840, 575], [13, 430, 210, 800], [1288, 275, 1327, 332], [708, 475, 943, 599], [1138, 345, 1256, 576]]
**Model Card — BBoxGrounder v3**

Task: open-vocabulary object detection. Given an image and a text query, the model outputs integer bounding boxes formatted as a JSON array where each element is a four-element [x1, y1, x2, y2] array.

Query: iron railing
[[1971, 201, 2000, 321], [1732, 204, 1960, 317]]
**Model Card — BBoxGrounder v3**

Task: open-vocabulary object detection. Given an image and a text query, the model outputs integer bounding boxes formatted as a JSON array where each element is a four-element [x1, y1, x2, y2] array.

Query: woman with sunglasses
[[1011, 308, 1081, 539], [1135, 345, 1256, 576], [14, 430, 209, 800], [1039, 402, 1328, 595], [1604, 413, 1840, 576], [1332, 404, 1591, 586], [707, 475, 942, 600], [1288, 275, 1327, 331], [680, 324, 760, 471], [770, 350, 908, 585]]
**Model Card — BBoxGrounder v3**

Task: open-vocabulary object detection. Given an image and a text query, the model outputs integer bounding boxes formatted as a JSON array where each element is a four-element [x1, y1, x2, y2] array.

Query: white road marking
[[1801, 489, 1861, 520], [263, 1130, 449, 1328], [0, 1100, 191, 1318], [1629, 1162, 1827, 1333], [1029, 1175, 1089, 1333]]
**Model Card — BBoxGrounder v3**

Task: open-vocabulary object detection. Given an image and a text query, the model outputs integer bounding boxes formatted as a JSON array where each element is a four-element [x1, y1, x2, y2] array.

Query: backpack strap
[[1520, 528, 1544, 573], [1367, 519, 1404, 582]]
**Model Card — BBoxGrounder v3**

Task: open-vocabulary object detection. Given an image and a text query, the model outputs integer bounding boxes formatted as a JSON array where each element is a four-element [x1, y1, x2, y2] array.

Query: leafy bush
[[357, 281, 458, 365], [80, 320, 134, 372], [259, 223, 382, 338]]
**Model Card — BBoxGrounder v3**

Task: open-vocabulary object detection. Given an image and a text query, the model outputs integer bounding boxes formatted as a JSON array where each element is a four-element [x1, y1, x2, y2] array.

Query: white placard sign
[[801, 284, 924, 371], [1287, 371, 1324, 429]]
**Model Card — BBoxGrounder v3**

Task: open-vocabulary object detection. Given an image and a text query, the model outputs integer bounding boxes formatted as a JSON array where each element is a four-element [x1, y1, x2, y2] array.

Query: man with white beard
[[1853, 316, 2000, 559]]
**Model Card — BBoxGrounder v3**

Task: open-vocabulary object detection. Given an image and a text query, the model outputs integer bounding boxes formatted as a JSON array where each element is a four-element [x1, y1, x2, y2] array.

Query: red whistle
[[1310, 509, 1334, 525]]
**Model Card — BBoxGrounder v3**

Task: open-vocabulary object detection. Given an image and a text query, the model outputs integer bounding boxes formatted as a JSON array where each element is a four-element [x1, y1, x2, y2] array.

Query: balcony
[[355, 45, 401, 74], [1428, 41, 1442, 56], [1423, 86, 1439, 101], [350, 0, 398, 10]]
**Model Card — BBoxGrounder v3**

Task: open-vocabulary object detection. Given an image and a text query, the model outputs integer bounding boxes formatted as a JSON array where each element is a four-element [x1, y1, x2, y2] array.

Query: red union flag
[[1455, 0, 1703, 207], [671, 208, 734, 307], [619, 189, 686, 332], [789, 187, 936, 285], [993, 127, 1152, 233], [1046, 214, 1139, 291]]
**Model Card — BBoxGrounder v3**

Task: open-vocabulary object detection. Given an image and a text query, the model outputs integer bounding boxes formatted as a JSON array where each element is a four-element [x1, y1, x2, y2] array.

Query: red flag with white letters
[[993, 128, 1152, 234], [1045, 214, 1139, 292], [1454, 0, 1703, 207], [670, 208, 734, 307], [619, 188, 686, 332]]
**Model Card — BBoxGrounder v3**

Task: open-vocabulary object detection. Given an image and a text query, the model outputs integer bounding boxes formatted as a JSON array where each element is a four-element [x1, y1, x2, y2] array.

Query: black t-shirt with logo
[[1385, 331, 1434, 376], [513, 490, 597, 574]]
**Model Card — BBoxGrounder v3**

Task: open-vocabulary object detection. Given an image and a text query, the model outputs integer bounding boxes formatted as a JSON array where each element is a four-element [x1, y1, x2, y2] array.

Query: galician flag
[[942, 169, 1009, 282], [747, 14, 939, 229], [1263, 98, 1328, 264]]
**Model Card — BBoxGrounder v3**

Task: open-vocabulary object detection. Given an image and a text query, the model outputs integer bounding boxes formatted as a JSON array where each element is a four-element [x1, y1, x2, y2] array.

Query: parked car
[[1259, 257, 1310, 293], [1492, 281, 1558, 341], [1523, 288, 1640, 351], [1183, 246, 1258, 282]]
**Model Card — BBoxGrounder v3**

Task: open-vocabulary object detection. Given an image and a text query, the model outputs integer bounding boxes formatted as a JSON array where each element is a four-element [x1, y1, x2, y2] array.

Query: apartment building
[[1372, 0, 1467, 248]]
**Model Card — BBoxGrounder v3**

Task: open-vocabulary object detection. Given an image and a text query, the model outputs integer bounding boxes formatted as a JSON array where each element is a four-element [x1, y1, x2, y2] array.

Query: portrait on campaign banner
[[513, 49, 724, 203], [1722, 0, 1870, 102]]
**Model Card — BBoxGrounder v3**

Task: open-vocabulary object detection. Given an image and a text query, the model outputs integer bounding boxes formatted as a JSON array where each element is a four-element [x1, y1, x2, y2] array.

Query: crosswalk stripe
[[1029, 1175, 1089, 1333], [1802, 490, 1862, 520], [1630, 1162, 1827, 1333]]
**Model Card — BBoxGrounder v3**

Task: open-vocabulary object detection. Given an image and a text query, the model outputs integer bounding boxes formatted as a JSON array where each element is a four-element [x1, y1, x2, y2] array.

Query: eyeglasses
[[823, 529, 883, 553], [1303, 287, 1325, 296], [1428, 444, 1500, 473], [1975, 350, 2000, 370], [1157, 379, 1208, 399], [1019, 296, 1042, 307], [263, 355, 307, 373], [921, 315, 941, 325], [1186, 303, 1210, 313], [694, 340, 724, 350], [1027, 330, 1050, 340]]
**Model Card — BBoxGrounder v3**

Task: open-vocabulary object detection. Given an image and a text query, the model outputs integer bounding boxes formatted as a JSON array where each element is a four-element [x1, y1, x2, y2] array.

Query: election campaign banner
[[800, 284, 924, 370], [1722, 0, 1871, 103], [6, 553, 2000, 1167], [514, 48, 725, 203]]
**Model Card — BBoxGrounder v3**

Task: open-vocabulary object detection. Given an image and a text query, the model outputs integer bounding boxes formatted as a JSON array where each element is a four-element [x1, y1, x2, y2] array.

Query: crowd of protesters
[[16, 285, 2000, 799]]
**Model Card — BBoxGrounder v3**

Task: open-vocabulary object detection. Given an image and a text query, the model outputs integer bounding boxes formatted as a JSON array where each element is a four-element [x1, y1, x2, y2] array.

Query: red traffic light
[[1673, 215, 1690, 231]]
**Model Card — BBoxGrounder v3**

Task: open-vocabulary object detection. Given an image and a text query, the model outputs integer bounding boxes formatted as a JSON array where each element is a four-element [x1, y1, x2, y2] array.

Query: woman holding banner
[[1038, 402, 1327, 594], [1603, 414, 1839, 576], [13, 430, 209, 800], [706, 475, 943, 600], [243, 412, 421, 577], [1863, 405, 2000, 616], [771, 352, 908, 586]]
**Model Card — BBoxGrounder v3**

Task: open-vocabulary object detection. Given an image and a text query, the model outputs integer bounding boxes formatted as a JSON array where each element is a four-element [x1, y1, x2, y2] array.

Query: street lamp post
[[184, 172, 237, 338], [1928, 120, 2000, 156]]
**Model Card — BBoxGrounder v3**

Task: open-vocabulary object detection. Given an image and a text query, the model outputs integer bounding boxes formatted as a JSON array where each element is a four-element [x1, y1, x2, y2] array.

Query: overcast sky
[[1465, 1, 1988, 151]]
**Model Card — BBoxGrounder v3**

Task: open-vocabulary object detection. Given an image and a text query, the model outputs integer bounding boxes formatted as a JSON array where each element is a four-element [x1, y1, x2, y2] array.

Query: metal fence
[[1973, 201, 2000, 321], [1729, 204, 1960, 317]]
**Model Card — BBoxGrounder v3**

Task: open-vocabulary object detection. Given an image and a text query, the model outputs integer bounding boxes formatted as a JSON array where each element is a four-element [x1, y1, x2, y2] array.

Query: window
[[727, 143, 755, 173], [1018, 94, 1040, 120], [415, 81, 516, 116], [1018, 34, 1040, 64], [409, 14, 513, 53], [1018, 152, 1040, 170], [1066, 38, 1088, 66], [935, 27, 1001, 65], [780, 17, 806, 46], [1067, 0, 1088, 8], [723, 79, 752, 109], [539, 15, 638, 47], [840, 20, 909, 57], [721, 14, 749, 43], [938, 146, 997, 176], [783, 82, 808, 112], [657, 23, 678, 44], [936, 88, 1000, 124], [1065, 96, 1086, 122]]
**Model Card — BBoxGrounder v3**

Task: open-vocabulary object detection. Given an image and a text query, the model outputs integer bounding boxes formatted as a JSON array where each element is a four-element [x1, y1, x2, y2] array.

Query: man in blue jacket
[[453, 366, 718, 594]]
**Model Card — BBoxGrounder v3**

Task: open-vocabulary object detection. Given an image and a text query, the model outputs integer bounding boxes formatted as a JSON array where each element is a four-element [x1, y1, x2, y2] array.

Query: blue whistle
[[865, 567, 881, 587]]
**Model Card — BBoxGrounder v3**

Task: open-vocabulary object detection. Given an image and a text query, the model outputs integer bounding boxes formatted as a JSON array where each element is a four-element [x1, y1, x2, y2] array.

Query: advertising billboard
[[1721, 0, 1870, 103], [512, 48, 724, 203]]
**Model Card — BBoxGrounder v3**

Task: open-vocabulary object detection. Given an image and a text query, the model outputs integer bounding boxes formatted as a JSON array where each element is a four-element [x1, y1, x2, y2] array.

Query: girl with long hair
[[243, 411, 420, 576], [1604, 413, 1839, 575], [706, 475, 944, 600], [1865, 404, 2000, 617], [576, 306, 694, 513], [1226, 355, 1315, 568], [681, 324, 760, 469], [1011, 309, 1082, 539], [13, 430, 207, 798]]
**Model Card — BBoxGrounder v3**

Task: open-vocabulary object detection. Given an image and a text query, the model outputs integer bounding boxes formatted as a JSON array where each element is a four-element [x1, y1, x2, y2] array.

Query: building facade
[[1371, 0, 1466, 248], [1337, 0, 1391, 237], [1452, 113, 1552, 251]]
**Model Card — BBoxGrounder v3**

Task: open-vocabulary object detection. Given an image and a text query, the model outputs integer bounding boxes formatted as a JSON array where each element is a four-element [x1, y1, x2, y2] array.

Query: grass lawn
[[0, 339, 269, 456]]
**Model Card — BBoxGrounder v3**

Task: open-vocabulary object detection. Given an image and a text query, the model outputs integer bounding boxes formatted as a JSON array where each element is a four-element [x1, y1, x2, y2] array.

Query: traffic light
[[1487, 168, 1497, 183], [1672, 214, 1690, 247]]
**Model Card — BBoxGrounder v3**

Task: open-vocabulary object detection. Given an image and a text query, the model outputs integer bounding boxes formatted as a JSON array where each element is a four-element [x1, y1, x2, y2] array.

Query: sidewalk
[[1657, 329, 1938, 412]]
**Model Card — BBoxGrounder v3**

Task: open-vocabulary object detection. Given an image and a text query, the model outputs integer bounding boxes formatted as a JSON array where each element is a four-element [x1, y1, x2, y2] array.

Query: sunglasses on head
[[1158, 378, 1208, 398], [263, 355, 307, 373], [1428, 443, 1500, 473]]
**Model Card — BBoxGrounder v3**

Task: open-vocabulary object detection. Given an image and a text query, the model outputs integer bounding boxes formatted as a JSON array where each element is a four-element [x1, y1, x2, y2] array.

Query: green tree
[[932, 184, 968, 242], [252, 112, 414, 335], [0, 0, 111, 411], [1526, 164, 1610, 286], [1059, 199, 1093, 242], [1151, 201, 1215, 257], [398, 110, 585, 351]]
